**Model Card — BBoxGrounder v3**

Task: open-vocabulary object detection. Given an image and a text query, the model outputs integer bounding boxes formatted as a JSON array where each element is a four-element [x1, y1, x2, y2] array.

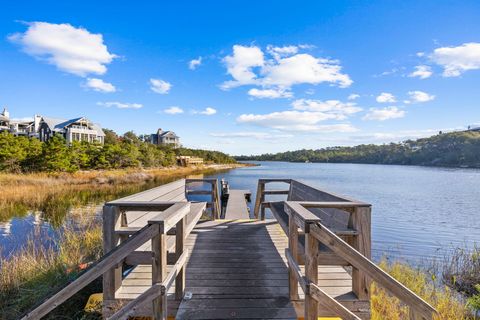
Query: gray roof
[[41, 116, 104, 136], [160, 131, 179, 138], [0, 115, 9, 122]]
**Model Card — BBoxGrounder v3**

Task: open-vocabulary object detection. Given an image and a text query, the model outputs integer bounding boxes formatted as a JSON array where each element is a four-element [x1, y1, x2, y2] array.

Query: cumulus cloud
[[237, 110, 357, 132], [9, 22, 116, 77], [210, 132, 294, 140], [362, 106, 405, 121], [407, 90, 435, 103], [221, 45, 265, 89], [348, 93, 360, 100], [409, 65, 433, 79], [163, 106, 184, 114], [189, 57, 202, 70], [221, 44, 352, 97], [150, 78, 172, 94], [199, 107, 217, 115], [291, 99, 362, 119], [248, 88, 293, 99], [85, 78, 116, 92], [98, 101, 142, 109], [376, 92, 396, 103], [430, 42, 480, 77]]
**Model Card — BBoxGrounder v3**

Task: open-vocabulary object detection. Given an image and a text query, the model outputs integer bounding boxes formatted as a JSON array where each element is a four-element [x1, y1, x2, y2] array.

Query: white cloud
[[199, 107, 217, 115], [189, 57, 202, 70], [362, 106, 405, 121], [221, 44, 352, 95], [262, 53, 352, 88], [248, 88, 293, 99], [85, 78, 116, 92], [221, 45, 265, 89], [291, 99, 362, 119], [407, 90, 435, 103], [348, 93, 360, 100], [409, 65, 433, 79], [376, 92, 396, 103], [98, 101, 142, 109], [237, 110, 357, 132], [210, 132, 294, 140], [430, 42, 480, 77], [150, 78, 172, 94], [163, 106, 184, 114], [9, 22, 116, 77]]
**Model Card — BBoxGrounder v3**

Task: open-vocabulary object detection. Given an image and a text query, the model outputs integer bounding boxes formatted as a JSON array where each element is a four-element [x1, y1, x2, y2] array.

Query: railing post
[[175, 217, 186, 300], [152, 223, 167, 320], [211, 179, 220, 220], [304, 225, 319, 320], [350, 206, 372, 300], [288, 213, 299, 300], [254, 180, 265, 219], [102, 205, 122, 317]]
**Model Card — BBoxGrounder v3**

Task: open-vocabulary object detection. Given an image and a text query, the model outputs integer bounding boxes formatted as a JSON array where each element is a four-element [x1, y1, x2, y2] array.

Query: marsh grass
[[371, 260, 471, 319], [0, 212, 103, 320]]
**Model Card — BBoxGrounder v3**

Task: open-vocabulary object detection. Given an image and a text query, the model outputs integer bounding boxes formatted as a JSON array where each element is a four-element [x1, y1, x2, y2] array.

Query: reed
[[0, 212, 103, 320], [371, 260, 471, 319]]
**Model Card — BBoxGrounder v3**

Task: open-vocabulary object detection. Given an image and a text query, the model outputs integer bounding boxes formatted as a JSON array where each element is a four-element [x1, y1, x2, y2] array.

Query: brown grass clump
[[0, 212, 102, 319], [371, 260, 471, 320]]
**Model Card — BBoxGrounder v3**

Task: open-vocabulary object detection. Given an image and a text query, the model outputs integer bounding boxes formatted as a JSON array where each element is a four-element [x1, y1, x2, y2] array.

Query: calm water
[[1, 162, 479, 264], [207, 162, 480, 263]]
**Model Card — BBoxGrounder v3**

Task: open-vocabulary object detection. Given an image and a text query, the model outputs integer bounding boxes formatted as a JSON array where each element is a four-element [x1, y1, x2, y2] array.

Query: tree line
[[0, 129, 236, 173], [236, 131, 480, 168]]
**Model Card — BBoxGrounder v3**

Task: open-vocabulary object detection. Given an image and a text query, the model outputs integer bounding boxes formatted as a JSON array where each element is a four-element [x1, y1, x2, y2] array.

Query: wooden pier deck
[[118, 219, 357, 319], [224, 189, 251, 219], [22, 178, 437, 320]]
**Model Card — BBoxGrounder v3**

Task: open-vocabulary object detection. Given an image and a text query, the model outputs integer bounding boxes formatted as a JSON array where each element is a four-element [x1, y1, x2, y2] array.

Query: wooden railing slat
[[310, 222, 436, 319], [21, 224, 158, 320], [309, 283, 361, 320]]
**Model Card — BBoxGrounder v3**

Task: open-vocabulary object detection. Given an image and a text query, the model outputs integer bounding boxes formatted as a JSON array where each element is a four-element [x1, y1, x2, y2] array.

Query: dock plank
[[116, 219, 354, 319], [224, 190, 251, 219]]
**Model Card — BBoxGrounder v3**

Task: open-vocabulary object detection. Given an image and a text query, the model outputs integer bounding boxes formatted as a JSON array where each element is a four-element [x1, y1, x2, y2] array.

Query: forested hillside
[[236, 131, 480, 168], [0, 130, 236, 173]]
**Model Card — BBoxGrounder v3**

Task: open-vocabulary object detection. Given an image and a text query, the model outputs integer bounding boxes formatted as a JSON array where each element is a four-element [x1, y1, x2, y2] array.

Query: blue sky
[[1, 1, 480, 155]]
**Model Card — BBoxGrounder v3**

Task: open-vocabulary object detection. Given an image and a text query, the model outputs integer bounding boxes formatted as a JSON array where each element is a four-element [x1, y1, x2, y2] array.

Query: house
[[38, 116, 105, 144], [177, 155, 203, 166], [0, 108, 39, 137], [0, 108, 9, 132], [150, 128, 180, 148]]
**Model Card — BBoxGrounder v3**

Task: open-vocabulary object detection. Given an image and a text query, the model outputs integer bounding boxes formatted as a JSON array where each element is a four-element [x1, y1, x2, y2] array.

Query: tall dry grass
[[371, 260, 471, 319], [0, 212, 103, 319]]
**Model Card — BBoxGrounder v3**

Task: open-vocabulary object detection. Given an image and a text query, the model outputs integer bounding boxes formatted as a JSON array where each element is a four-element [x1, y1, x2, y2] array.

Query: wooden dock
[[224, 189, 251, 219], [22, 178, 438, 320]]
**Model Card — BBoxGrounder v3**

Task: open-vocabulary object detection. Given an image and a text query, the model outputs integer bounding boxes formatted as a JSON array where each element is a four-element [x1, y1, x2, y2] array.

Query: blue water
[[205, 162, 480, 263], [1, 162, 479, 264]]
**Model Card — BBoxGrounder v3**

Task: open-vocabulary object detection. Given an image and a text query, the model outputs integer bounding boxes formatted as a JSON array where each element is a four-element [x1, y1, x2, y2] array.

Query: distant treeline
[[236, 131, 480, 168], [0, 130, 236, 173]]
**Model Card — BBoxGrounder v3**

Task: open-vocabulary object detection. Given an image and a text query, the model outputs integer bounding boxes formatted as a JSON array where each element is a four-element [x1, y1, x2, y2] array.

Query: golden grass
[[371, 260, 471, 319], [0, 213, 103, 319]]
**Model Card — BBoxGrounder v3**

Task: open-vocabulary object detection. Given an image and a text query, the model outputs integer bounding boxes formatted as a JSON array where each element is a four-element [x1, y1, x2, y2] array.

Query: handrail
[[108, 249, 189, 320], [185, 178, 220, 219], [20, 224, 159, 320], [21, 202, 191, 320], [286, 201, 437, 320], [310, 222, 437, 319], [254, 179, 292, 219]]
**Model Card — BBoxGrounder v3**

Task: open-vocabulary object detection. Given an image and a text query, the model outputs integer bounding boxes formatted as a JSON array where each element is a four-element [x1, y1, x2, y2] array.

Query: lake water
[[207, 162, 480, 263], [1, 162, 479, 264]]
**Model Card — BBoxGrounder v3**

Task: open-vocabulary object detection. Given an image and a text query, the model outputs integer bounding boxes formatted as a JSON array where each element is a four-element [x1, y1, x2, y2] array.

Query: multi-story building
[[38, 116, 105, 144], [150, 128, 181, 148]]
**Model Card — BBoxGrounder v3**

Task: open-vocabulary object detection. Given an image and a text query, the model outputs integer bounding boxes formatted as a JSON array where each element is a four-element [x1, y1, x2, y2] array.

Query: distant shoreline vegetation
[[0, 130, 236, 173], [236, 131, 480, 168]]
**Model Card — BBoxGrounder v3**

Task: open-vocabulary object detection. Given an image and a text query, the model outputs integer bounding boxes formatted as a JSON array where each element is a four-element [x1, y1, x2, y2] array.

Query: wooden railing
[[285, 201, 438, 320], [21, 202, 191, 320], [253, 178, 292, 219], [185, 178, 220, 220]]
